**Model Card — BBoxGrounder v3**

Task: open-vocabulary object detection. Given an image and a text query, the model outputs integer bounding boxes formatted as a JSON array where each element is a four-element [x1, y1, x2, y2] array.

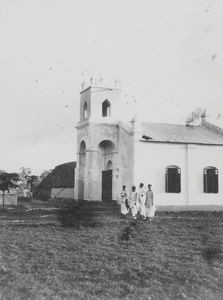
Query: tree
[[18, 167, 40, 198], [0, 171, 20, 207], [25, 175, 39, 196], [19, 167, 32, 187], [40, 169, 51, 182]]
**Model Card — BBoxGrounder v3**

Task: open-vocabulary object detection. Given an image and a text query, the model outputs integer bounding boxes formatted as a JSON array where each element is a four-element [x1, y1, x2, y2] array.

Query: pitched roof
[[141, 122, 223, 145], [38, 162, 76, 188]]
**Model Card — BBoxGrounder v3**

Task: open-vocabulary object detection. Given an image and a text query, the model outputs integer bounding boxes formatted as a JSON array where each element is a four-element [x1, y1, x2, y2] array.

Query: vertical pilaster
[[131, 117, 141, 187], [74, 153, 79, 200], [85, 148, 101, 201]]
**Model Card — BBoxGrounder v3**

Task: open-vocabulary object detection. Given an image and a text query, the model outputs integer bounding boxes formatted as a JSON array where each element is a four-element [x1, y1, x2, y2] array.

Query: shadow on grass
[[57, 200, 122, 228], [119, 220, 137, 242], [56, 206, 99, 228], [201, 234, 223, 264], [202, 245, 222, 264]]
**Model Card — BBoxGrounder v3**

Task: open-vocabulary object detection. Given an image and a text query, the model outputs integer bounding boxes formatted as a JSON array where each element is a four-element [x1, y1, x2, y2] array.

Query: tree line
[[0, 167, 52, 206]]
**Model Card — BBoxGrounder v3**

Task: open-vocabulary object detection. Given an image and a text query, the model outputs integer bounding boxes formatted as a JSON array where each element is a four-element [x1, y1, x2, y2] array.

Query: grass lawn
[[0, 209, 222, 299]]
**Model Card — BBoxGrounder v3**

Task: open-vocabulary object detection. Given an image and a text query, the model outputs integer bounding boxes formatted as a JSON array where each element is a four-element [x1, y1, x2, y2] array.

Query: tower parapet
[[78, 79, 122, 124]]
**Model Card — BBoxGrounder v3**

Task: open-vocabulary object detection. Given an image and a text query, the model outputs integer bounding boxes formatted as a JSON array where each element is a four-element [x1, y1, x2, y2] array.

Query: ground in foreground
[[0, 208, 222, 299]]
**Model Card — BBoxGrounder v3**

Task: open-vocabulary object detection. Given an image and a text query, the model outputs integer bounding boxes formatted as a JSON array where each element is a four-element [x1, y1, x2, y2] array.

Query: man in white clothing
[[129, 186, 138, 219], [120, 185, 129, 216], [145, 184, 156, 221], [137, 183, 146, 220]]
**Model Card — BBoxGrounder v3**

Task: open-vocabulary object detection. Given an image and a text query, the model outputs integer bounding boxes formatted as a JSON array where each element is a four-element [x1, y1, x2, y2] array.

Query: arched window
[[102, 100, 111, 117], [165, 165, 181, 193], [83, 102, 88, 119], [106, 160, 113, 170], [79, 140, 86, 154], [203, 167, 218, 193]]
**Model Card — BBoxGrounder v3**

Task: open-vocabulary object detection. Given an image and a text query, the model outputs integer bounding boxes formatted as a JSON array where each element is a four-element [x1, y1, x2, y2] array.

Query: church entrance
[[102, 170, 112, 202], [98, 141, 115, 202]]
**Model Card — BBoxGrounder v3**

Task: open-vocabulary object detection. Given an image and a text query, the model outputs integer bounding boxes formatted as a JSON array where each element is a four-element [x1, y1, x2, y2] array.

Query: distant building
[[35, 162, 76, 200], [75, 82, 223, 210], [0, 191, 17, 206]]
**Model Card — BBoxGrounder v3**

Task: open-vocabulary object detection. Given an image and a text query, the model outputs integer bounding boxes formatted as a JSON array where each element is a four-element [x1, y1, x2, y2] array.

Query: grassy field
[[0, 206, 222, 299]]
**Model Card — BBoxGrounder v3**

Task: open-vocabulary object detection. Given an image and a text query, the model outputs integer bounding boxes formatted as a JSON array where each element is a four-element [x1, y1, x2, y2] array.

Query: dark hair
[[148, 184, 152, 187], [122, 185, 126, 189], [132, 186, 136, 191], [139, 183, 144, 188]]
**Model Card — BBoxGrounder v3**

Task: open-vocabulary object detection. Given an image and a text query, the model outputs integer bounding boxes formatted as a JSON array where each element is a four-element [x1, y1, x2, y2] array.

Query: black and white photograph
[[0, 0, 223, 299]]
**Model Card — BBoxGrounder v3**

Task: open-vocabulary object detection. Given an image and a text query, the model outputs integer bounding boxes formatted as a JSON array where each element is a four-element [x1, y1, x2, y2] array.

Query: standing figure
[[129, 186, 138, 219], [120, 185, 129, 216], [145, 184, 156, 220], [137, 183, 146, 219]]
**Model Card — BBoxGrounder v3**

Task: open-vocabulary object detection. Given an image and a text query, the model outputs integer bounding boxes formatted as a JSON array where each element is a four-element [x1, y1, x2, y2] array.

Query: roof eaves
[[140, 139, 223, 146]]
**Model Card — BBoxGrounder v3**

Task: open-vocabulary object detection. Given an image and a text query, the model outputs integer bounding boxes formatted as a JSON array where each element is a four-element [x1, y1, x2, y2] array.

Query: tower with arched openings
[[74, 82, 134, 202]]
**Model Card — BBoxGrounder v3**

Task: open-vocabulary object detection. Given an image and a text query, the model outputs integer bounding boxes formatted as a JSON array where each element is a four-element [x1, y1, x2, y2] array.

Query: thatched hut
[[34, 162, 76, 201]]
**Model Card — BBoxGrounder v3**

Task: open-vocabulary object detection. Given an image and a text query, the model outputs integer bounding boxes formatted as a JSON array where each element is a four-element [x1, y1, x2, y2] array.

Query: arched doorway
[[98, 140, 115, 202], [78, 141, 86, 200]]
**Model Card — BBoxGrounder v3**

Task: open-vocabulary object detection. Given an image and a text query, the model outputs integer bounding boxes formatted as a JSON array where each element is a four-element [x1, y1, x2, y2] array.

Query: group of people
[[120, 183, 156, 221]]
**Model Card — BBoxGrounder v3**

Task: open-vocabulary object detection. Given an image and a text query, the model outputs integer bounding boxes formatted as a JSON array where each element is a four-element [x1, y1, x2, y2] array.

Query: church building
[[74, 82, 223, 209]]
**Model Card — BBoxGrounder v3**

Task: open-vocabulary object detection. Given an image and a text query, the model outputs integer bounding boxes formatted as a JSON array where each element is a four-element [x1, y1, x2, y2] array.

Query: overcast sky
[[1, 0, 223, 175]]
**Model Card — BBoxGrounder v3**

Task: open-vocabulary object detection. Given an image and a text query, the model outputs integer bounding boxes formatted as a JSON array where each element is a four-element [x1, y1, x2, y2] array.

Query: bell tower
[[75, 79, 133, 202], [78, 80, 122, 124]]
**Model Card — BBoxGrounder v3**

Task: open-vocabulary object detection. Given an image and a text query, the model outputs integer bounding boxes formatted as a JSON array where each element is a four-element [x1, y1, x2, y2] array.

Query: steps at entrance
[[75, 200, 120, 216]]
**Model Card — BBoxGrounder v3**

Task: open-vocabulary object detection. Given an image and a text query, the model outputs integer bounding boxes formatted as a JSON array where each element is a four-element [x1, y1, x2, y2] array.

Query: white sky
[[0, 0, 223, 175]]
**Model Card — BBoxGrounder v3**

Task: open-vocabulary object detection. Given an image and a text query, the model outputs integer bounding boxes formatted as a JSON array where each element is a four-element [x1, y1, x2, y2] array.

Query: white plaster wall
[[85, 149, 102, 201], [51, 188, 74, 199], [75, 122, 121, 201], [90, 87, 122, 123], [80, 88, 91, 122], [187, 144, 223, 205], [133, 141, 223, 206], [75, 119, 133, 202], [0, 192, 17, 206], [133, 142, 188, 206], [75, 123, 90, 201], [118, 124, 134, 195]]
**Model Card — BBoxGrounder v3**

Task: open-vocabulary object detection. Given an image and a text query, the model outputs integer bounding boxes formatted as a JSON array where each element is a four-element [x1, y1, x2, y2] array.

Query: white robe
[[137, 187, 146, 217], [129, 191, 138, 217], [120, 191, 129, 215], [145, 190, 156, 218], [145, 205, 156, 218]]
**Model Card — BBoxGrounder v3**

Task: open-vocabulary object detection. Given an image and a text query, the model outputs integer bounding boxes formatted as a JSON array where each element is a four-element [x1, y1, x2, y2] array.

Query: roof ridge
[[141, 121, 200, 127]]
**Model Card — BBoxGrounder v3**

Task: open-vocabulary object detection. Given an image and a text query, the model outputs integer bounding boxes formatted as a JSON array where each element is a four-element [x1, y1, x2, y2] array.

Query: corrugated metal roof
[[141, 122, 223, 145]]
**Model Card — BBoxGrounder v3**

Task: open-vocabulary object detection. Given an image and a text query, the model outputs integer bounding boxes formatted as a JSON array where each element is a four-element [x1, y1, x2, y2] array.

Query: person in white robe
[[120, 185, 129, 216], [129, 186, 138, 219], [145, 184, 156, 220], [137, 183, 146, 219]]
